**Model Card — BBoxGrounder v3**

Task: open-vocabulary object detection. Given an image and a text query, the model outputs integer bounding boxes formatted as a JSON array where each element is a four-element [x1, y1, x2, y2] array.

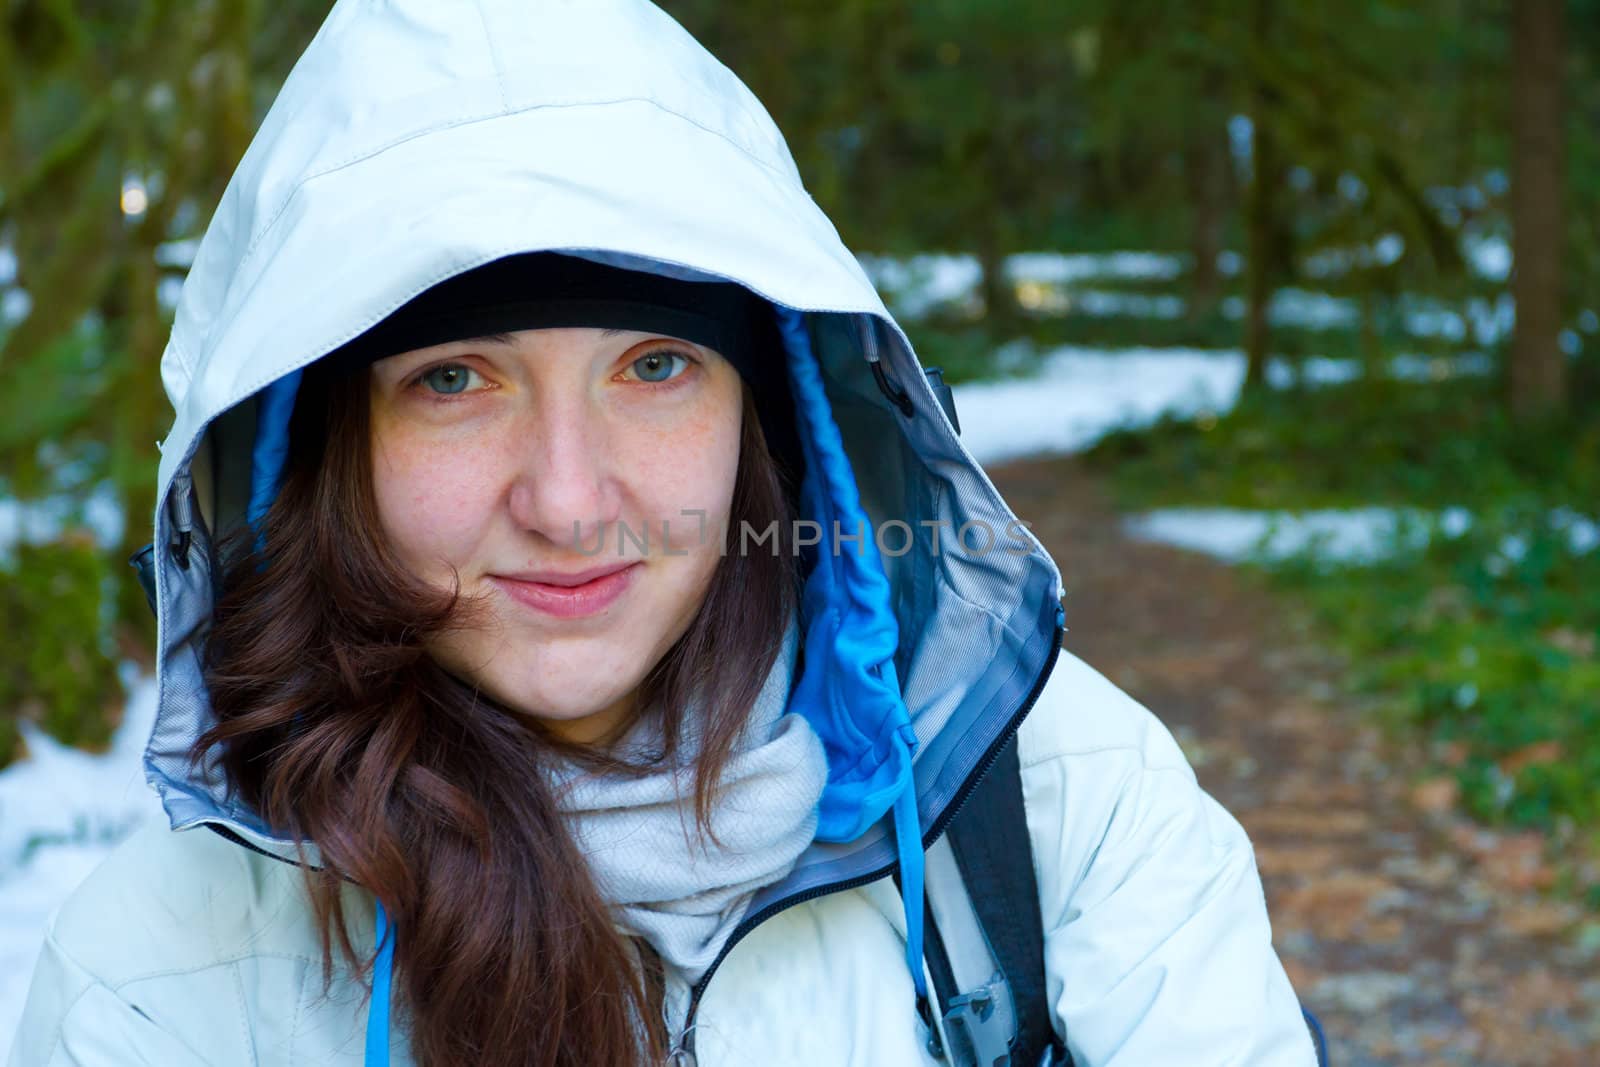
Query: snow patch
[[1, 289, 30, 326], [0, 672, 162, 1047], [1462, 232, 1511, 283], [953, 346, 1244, 464], [0, 487, 125, 564], [1004, 251, 1183, 284], [856, 253, 983, 318], [1121, 508, 1453, 564], [1121, 507, 1596, 566], [952, 347, 1491, 466], [859, 251, 1188, 319]]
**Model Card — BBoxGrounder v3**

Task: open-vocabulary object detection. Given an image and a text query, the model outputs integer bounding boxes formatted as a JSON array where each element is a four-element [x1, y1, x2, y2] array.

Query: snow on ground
[[1302, 234, 1406, 279], [947, 342, 1592, 571], [0, 290, 28, 327], [1462, 231, 1512, 283], [857, 253, 984, 318], [0, 670, 162, 1046], [1004, 250, 1184, 284], [1121, 507, 1464, 564], [1121, 506, 1598, 566], [859, 249, 1537, 349], [1300, 231, 1513, 285], [953, 346, 1244, 464], [859, 251, 1188, 318], [1091, 231, 1515, 289], [0, 487, 125, 565], [951, 345, 1490, 467]]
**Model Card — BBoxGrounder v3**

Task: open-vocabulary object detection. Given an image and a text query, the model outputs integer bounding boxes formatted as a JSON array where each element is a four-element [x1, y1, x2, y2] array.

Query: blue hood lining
[[247, 369, 302, 536], [244, 301, 927, 1060]]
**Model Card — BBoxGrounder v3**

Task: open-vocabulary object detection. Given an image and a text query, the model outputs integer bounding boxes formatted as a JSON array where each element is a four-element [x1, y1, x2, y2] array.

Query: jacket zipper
[[202, 822, 345, 877], [671, 620, 1065, 1063]]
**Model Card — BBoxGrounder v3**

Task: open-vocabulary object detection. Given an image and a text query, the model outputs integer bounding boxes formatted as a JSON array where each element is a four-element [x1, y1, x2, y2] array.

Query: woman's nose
[[504, 400, 622, 552]]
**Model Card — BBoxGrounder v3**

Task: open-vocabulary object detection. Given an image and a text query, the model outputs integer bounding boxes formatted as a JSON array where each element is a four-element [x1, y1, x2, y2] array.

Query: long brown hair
[[197, 353, 801, 1065]]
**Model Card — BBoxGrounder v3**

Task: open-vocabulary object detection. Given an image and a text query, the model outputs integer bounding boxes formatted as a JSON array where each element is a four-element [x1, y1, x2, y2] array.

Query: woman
[[10, 2, 1318, 1065]]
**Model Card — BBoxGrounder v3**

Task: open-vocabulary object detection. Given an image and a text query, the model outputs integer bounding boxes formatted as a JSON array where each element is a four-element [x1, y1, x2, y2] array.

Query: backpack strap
[[927, 731, 1071, 1066], [929, 733, 1333, 1067]]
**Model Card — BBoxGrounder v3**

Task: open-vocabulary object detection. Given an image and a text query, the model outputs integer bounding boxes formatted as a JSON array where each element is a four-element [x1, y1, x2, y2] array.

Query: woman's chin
[[477, 673, 641, 743]]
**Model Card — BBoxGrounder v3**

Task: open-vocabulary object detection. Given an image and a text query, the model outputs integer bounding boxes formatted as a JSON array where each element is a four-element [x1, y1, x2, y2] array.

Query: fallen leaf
[[1501, 900, 1578, 938], [1245, 808, 1371, 837], [1254, 844, 1340, 879], [1479, 832, 1555, 892], [1410, 776, 1460, 815], [1542, 626, 1596, 659], [1500, 740, 1564, 776]]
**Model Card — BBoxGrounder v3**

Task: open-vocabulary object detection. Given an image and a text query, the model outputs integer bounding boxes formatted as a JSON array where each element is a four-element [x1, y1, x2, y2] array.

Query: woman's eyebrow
[[457, 329, 631, 344], [455, 332, 518, 347]]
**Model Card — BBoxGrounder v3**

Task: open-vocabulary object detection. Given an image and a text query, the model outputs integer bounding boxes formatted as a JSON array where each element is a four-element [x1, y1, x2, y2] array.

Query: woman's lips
[[490, 563, 640, 619]]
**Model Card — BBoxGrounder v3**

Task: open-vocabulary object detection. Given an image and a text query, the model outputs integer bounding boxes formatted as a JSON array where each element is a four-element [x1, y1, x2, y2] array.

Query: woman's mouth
[[490, 562, 641, 619]]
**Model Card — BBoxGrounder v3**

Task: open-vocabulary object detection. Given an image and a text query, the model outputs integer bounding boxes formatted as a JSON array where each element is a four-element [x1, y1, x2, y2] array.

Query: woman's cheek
[[373, 440, 503, 572], [629, 414, 740, 550]]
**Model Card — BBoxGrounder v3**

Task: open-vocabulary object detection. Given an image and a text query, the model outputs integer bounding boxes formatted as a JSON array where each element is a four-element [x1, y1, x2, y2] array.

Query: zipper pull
[[662, 964, 697, 1067], [859, 314, 915, 418], [922, 366, 960, 434], [167, 469, 196, 569], [916, 992, 947, 1060]]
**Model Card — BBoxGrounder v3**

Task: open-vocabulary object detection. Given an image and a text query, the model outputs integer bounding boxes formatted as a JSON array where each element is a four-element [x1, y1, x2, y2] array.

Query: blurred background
[[2, 1, 1597, 1061]]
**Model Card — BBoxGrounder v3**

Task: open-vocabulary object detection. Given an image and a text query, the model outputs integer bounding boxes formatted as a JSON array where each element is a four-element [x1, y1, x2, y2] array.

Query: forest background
[[1, 0, 1597, 907]]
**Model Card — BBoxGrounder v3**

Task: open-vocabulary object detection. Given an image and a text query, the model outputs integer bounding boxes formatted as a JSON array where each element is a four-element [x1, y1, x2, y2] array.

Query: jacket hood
[[146, 0, 1063, 955]]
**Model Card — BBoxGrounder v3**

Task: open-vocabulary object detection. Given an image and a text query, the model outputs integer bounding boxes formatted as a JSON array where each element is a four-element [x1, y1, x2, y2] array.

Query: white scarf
[[548, 609, 827, 982]]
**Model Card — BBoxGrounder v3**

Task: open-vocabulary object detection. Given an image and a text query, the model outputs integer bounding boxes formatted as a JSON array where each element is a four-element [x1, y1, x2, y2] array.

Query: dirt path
[[989, 456, 1600, 1067]]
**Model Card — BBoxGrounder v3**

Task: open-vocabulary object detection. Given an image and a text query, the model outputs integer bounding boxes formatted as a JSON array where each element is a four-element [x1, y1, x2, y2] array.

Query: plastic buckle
[[941, 972, 1016, 1067], [923, 366, 961, 434], [129, 543, 158, 616]]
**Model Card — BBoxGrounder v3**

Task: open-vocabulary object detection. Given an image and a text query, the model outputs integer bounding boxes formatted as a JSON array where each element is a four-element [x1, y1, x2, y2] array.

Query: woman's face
[[368, 327, 745, 744]]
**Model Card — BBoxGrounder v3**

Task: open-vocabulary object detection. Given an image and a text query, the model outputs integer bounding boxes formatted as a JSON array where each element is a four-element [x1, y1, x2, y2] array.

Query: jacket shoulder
[[1009, 649, 1318, 1064], [46, 817, 323, 987], [1015, 647, 1193, 773]]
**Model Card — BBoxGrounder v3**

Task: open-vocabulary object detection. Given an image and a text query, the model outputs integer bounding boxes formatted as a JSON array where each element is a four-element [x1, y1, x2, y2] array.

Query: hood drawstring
[[891, 747, 929, 999], [366, 901, 396, 1067], [774, 306, 927, 1001]]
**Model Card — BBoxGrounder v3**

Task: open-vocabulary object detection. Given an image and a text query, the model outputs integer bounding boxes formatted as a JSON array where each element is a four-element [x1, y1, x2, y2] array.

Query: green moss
[[0, 537, 124, 768], [1085, 371, 1600, 511]]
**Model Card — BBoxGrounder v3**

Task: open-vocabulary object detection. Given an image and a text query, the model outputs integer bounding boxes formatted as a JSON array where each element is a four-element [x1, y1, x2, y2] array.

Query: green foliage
[[1086, 369, 1600, 510], [0, 1, 328, 749], [1269, 509, 1600, 837], [0, 537, 123, 760], [664, 0, 1088, 260], [1086, 366, 1600, 846]]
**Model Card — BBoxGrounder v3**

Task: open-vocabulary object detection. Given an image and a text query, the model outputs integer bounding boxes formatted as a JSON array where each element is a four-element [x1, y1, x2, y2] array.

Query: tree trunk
[[1184, 114, 1228, 324], [1509, 0, 1566, 419], [1243, 0, 1277, 391], [978, 231, 1016, 332], [976, 123, 1017, 331], [1360, 286, 1383, 379], [1454, 0, 1479, 181]]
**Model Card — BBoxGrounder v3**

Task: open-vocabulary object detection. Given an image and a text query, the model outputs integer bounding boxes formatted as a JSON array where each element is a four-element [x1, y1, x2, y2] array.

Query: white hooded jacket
[[9, 2, 1317, 1064]]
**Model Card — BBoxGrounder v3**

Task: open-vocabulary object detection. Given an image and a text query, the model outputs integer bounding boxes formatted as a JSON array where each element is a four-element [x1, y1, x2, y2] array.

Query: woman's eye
[[626, 350, 691, 384], [418, 364, 484, 395]]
